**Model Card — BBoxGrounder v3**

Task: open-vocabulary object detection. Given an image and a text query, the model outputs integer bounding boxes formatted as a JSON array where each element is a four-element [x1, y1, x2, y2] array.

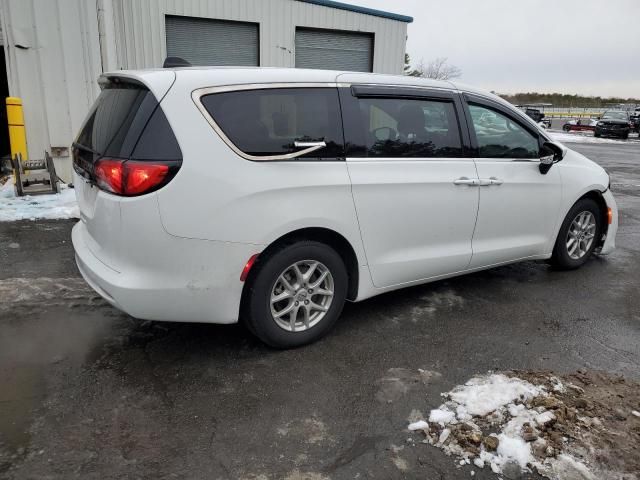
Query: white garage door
[[165, 16, 259, 66], [295, 28, 373, 72]]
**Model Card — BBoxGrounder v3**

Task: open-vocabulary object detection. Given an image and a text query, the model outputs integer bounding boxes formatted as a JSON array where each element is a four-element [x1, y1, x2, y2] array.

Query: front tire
[[244, 241, 348, 348], [551, 198, 602, 269]]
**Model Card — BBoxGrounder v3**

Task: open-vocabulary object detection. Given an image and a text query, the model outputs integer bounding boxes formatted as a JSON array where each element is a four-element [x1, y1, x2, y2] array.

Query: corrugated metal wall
[[1, 0, 102, 182], [2, 0, 408, 182], [108, 0, 407, 74]]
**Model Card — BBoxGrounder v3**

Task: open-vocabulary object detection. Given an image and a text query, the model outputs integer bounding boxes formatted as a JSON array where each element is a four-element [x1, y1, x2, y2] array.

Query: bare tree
[[411, 57, 462, 80], [423, 57, 462, 80]]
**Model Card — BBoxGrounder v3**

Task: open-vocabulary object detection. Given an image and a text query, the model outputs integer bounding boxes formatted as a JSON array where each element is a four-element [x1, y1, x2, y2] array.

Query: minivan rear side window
[[348, 97, 463, 158], [200, 88, 344, 159]]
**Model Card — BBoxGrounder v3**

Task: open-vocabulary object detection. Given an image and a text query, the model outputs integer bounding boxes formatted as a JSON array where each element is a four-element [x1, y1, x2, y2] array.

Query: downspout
[[96, 0, 117, 72]]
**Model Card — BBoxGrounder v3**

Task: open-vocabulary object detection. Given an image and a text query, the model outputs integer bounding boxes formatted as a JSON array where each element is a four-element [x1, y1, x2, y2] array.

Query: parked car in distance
[[562, 118, 598, 132], [595, 111, 632, 139], [519, 106, 552, 128], [630, 112, 640, 133], [71, 67, 618, 348]]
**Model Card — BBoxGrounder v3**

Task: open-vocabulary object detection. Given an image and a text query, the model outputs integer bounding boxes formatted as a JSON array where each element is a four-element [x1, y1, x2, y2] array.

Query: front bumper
[[595, 126, 630, 137], [599, 189, 618, 255]]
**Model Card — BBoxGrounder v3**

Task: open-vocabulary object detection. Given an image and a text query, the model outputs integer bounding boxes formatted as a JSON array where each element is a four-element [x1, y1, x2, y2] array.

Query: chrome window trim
[[472, 158, 542, 163], [191, 82, 342, 161]]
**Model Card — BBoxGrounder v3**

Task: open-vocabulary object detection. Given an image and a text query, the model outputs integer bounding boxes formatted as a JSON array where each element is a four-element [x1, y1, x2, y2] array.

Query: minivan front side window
[[351, 97, 463, 158], [468, 104, 539, 159], [200, 87, 344, 159]]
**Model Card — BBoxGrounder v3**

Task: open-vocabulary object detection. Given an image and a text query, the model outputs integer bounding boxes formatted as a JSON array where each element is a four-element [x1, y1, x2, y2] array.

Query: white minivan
[[72, 67, 618, 347]]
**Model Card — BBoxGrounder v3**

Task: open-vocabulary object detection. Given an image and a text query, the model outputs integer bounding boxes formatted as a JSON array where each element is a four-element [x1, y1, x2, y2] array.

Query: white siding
[[110, 0, 407, 74], [1, 0, 102, 182]]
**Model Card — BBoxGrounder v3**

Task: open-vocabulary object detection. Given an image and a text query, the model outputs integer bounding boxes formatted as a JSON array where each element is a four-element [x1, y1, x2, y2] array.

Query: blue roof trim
[[297, 0, 413, 23]]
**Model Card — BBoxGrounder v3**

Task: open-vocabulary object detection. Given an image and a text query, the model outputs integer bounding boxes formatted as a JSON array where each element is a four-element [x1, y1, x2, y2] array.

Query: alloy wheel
[[566, 210, 597, 260], [270, 260, 334, 332]]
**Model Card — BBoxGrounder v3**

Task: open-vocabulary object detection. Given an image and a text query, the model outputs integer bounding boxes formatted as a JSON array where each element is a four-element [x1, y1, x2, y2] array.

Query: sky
[[356, 0, 640, 98]]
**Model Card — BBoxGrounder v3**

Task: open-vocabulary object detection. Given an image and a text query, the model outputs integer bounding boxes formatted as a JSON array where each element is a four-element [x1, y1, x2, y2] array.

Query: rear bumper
[[72, 220, 261, 324], [599, 189, 618, 255]]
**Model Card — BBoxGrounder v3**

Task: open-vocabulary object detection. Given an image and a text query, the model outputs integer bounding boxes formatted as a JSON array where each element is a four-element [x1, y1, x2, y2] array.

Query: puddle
[[0, 307, 116, 466]]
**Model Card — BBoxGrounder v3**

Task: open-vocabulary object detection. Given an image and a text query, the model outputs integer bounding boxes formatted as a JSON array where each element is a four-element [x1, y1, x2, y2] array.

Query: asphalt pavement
[[0, 140, 639, 479]]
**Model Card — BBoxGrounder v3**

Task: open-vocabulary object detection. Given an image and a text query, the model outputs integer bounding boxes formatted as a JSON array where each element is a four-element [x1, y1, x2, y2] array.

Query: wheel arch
[[555, 189, 609, 251], [580, 190, 609, 246], [241, 227, 361, 306]]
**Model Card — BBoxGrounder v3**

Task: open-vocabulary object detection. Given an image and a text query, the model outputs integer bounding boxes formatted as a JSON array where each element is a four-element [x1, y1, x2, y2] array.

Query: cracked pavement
[[0, 141, 639, 479]]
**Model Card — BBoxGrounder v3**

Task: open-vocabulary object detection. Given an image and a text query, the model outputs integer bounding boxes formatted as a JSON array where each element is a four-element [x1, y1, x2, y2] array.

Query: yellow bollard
[[6, 97, 28, 162]]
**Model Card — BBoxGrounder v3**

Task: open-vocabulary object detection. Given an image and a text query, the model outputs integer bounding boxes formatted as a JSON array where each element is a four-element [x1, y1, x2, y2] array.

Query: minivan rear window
[[200, 88, 344, 159], [73, 78, 181, 172]]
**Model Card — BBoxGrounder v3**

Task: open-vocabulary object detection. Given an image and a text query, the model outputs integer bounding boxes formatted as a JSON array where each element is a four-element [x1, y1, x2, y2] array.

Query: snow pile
[[0, 176, 79, 221], [408, 373, 597, 479], [548, 131, 637, 145]]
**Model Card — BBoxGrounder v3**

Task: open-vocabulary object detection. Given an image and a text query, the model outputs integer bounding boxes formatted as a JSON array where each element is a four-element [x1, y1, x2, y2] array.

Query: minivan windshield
[[602, 111, 628, 121]]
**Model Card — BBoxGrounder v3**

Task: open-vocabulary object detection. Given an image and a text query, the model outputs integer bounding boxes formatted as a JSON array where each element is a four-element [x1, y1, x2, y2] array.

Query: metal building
[[0, 0, 412, 182]]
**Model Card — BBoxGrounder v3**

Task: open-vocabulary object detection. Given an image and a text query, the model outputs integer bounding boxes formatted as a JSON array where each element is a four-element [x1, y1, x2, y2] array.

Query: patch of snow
[[632, 410, 640, 418], [412, 373, 596, 479], [429, 408, 456, 424], [408, 420, 429, 431], [437, 428, 450, 445], [535, 411, 555, 426], [447, 373, 543, 417], [548, 131, 637, 145], [496, 435, 533, 470], [0, 176, 79, 221]]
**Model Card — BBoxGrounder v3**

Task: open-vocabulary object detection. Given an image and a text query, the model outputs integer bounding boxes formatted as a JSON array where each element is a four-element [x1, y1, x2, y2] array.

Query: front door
[[463, 98, 562, 269], [340, 86, 479, 288]]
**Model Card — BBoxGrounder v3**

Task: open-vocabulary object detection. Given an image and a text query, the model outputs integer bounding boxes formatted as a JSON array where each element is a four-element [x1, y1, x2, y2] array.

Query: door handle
[[455, 177, 504, 187], [474, 177, 504, 186], [453, 177, 479, 186]]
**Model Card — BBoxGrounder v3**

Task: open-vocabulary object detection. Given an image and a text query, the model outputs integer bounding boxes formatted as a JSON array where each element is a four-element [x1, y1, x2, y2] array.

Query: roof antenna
[[163, 56, 191, 68]]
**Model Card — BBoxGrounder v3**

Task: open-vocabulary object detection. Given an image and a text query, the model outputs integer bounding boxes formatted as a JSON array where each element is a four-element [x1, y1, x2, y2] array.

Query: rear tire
[[244, 241, 348, 348], [551, 198, 602, 270]]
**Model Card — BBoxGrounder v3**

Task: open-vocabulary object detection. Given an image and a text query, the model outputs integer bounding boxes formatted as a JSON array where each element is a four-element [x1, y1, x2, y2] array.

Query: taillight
[[94, 159, 171, 196], [95, 159, 124, 194]]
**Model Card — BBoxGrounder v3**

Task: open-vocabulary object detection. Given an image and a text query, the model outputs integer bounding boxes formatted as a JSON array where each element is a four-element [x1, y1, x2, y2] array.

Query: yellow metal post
[[6, 97, 28, 162]]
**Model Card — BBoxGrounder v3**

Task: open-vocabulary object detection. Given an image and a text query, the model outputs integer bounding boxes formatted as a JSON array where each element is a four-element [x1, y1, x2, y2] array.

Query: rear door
[[72, 74, 179, 270], [340, 85, 479, 288], [462, 95, 562, 268]]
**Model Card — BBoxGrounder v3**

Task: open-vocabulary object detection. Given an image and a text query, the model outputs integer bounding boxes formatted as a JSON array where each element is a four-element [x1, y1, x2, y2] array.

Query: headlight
[[597, 122, 604, 126]]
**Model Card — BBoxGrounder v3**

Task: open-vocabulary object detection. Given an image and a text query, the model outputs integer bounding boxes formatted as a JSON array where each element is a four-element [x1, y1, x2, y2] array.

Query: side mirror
[[539, 141, 564, 175], [596, 116, 601, 120]]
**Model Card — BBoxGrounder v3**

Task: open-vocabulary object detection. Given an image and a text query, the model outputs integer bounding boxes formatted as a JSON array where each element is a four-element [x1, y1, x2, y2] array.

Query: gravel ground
[[0, 141, 638, 479]]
